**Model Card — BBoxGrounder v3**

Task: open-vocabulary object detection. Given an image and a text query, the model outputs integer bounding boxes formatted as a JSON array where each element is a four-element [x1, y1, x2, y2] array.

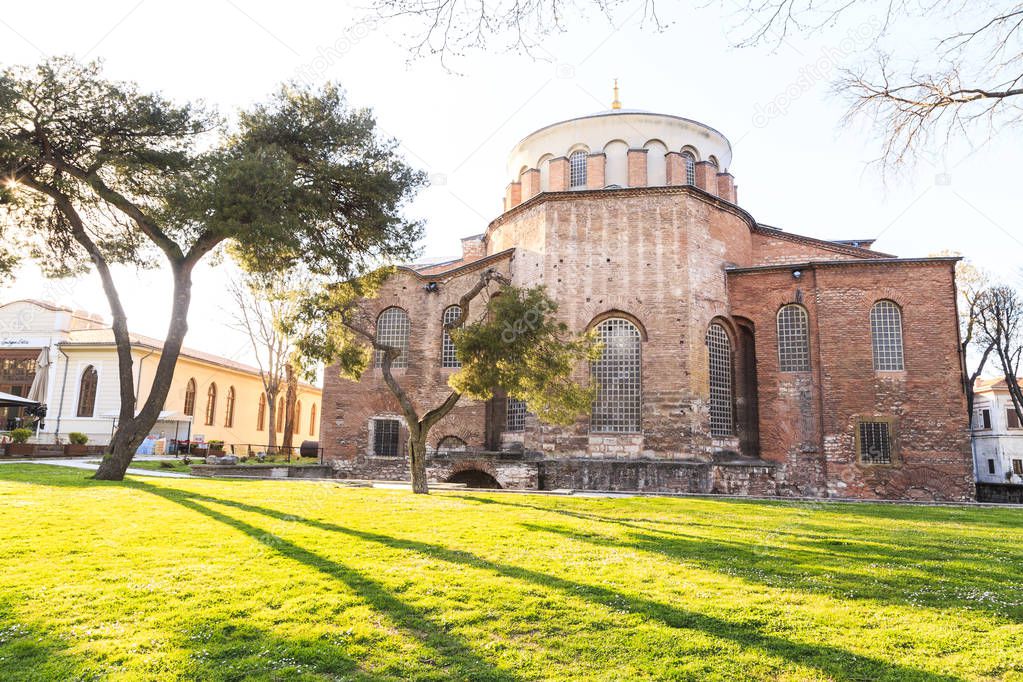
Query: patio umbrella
[[0, 391, 39, 408], [26, 347, 49, 403]]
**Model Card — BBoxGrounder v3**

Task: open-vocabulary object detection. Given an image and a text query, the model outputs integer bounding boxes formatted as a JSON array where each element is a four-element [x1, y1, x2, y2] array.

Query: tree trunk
[[266, 387, 278, 451], [408, 430, 429, 494], [95, 264, 195, 480], [282, 364, 297, 453]]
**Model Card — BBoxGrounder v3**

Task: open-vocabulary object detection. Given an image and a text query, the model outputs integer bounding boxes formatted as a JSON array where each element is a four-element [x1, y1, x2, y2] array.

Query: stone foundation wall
[[976, 483, 1023, 504]]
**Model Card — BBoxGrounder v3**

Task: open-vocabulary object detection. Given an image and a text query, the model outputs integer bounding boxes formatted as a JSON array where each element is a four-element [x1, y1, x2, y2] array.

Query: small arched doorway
[[446, 470, 502, 489]]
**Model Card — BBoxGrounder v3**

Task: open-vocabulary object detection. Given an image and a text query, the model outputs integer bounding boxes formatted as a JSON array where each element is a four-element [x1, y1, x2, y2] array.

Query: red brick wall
[[586, 153, 606, 190], [728, 260, 973, 501], [627, 149, 648, 187], [751, 231, 880, 265], [320, 256, 513, 465]]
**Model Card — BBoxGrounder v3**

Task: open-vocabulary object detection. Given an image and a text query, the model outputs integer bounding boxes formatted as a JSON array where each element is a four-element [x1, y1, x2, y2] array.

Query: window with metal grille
[[183, 378, 196, 416], [706, 324, 734, 437], [205, 383, 217, 426], [373, 418, 400, 457], [681, 151, 696, 185], [76, 365, 98, 418], [870, 300, 904, 371], [590, 318, 642, 433], [506, 398, 527, 432], [375, 307, 410, 368], [224, 386, 235, 427], [441, 305, 462, 368], [857, 419, 894, 464], [777, 304, 811, 372], [569, 150, 588, 188]]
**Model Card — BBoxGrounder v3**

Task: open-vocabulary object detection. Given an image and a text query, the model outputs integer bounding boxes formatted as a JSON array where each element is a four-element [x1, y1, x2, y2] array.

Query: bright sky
[[2, 1, 1019, 374]]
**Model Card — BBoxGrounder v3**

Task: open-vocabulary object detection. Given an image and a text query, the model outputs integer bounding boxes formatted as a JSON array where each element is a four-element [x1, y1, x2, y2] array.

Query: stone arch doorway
[[446, 470, 502, 489]]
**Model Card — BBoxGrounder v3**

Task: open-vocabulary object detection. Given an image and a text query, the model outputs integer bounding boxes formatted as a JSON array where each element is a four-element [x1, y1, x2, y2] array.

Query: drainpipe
[[54, 346, 70, 443]]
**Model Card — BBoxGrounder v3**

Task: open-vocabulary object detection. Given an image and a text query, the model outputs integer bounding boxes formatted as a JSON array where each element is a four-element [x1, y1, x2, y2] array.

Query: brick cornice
[[725, 256, 961, 276], [752, 225, 893, 259], [397, 248, 515, 281]]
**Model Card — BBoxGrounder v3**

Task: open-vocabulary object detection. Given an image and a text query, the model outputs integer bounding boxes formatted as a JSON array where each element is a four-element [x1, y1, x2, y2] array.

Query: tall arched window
[[375, 307, 410, 369], [224, 386, 235, 428], [309, 403, 317, 436], [871, 300, 905, 370], [205, 383, 217, 426], [590, 318, 642, 433], [441, 305, 462, 368], [276, 396, 284, 433], [706, 324, 734, 437], [257, 393, 266, 431], [777, 305, 811, 372], [76, 365, 98, 418], [293, 401, 302, 434], [569, 150, 588, 188], [681, 151, 696, 185], [183, 378, 197, 417]]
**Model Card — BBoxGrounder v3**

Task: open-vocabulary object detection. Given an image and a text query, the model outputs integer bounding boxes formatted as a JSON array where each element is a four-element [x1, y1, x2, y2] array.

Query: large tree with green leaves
[[293, 267, 597, 493], [0, 57, 424, 480]]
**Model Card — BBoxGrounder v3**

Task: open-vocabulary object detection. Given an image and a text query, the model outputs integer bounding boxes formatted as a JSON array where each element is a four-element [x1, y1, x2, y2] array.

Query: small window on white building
[[979, 408, 992, 430], [1014, 459, 1023, 476], [988, 459, 996, 475], [569, 150, 588, 188], [1007, 408, 1021, 430]]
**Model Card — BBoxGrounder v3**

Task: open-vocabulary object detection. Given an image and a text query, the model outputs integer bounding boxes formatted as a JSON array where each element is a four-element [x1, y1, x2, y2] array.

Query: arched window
[[183, 378, 196, 417], [569, 150, 588, 188], [294, 401, 302, 434], [441, 305, 462, 368], [777, 305, 811, 372], [871, 300, 905, 370], [375, 307, 410, 369], [205, 383, 217, 426], [257, 393, 266, 431], [76, 365, 98, 418], [590, 318, 642, 433], [681, 151, 696, 185], [309, 403, 317, 436], [708, 155, 719, 170], [706, 324, 734, 437], [276, 396, 284, 433], [224, 386, 235, 428]]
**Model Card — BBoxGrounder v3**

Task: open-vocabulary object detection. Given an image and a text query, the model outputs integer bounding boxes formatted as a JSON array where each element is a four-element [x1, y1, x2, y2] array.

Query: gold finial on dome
[[612, 78, 621, 110]]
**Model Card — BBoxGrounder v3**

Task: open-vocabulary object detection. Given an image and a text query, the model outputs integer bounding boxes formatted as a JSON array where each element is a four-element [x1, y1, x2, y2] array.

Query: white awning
[[0, 391, 40, 408], [99, 410, 193, 423]]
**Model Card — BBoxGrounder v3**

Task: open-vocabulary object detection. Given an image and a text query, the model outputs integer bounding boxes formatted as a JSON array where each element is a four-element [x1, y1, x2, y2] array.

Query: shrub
[[181, 456, 192, 466], [68, 432, 89, 445], [9, 428, 32, 444]]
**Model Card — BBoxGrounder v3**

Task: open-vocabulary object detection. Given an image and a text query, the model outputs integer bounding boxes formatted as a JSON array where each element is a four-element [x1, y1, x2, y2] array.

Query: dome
[[507, 108, 733, 183]]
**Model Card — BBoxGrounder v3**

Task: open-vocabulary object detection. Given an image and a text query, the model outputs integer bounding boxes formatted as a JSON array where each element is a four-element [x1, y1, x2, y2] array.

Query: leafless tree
[[941, 254, 996, 419], [977, 284, 1023, 427], [372, 0, 1023, 168], [227, 271, 307, 453]]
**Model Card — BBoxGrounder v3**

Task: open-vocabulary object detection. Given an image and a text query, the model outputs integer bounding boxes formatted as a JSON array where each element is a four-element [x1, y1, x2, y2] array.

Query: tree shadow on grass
[[136, 486, 963, 682], [128, 482, 522, 682], [0, 601, 103, 681], [459, 494, 1023, 621], [176, 618, 364, 681]]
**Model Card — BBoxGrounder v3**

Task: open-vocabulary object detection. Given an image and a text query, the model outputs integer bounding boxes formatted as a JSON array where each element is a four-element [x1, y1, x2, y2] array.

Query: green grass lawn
[[0, 465, 1021, 681]]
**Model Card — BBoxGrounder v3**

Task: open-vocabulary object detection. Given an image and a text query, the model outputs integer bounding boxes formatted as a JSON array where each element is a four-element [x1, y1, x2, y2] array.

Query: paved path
[[0, 457, 192, 478]]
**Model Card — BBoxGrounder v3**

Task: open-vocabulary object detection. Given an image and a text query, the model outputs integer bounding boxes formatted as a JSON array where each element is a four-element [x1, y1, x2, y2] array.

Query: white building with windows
[[972, 377, 1023, 485], [0, 299, 321, 451]]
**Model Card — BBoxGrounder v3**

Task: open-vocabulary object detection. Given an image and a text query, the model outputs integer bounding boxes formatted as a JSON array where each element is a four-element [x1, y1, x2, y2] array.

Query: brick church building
[[320, 96, 975, 501]]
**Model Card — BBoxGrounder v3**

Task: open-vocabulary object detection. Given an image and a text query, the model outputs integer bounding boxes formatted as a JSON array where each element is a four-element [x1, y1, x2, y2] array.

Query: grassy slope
[[0, 465, 1021, 681]]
